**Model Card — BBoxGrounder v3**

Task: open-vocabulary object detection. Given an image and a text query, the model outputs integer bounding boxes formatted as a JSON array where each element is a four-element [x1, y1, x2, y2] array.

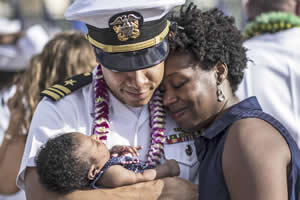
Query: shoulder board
[[40, 72, 93, 101]]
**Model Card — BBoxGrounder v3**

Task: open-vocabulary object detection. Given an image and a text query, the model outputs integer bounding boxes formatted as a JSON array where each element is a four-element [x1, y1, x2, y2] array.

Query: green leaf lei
[[244, 12, 300, 39]]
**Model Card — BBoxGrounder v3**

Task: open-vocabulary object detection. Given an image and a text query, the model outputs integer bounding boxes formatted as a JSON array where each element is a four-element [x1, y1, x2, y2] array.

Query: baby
[[35, 132, 179, 194]]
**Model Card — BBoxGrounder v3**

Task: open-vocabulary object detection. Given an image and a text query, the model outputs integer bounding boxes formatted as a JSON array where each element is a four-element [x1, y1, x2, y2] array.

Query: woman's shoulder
[[224, 118, 291, 164]]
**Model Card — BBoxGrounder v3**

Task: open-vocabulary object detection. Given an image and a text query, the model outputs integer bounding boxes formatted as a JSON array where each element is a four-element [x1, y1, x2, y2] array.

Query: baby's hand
[[120, 156, 140, 165], [110, 145, 142, 157]]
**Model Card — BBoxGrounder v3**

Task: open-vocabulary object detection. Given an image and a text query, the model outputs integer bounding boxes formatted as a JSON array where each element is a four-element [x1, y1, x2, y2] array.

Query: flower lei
[[244, 12, 300, 40], [93, 64, 166, 167]]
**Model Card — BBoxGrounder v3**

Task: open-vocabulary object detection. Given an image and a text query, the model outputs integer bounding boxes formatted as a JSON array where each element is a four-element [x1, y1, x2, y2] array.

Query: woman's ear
[[88, 164, 101, 180], [214, 63, 228, 84]]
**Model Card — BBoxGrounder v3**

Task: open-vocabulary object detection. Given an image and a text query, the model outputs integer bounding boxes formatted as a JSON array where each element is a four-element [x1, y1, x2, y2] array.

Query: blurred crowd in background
[[0, 0, 245, 32]]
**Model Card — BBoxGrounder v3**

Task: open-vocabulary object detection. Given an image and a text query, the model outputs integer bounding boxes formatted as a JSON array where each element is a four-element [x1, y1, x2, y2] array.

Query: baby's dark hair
[[169, 3, 248, 92], [35, 133, 91, 194]]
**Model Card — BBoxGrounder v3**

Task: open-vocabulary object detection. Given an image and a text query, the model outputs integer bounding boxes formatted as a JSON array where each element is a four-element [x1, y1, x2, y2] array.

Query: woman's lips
[[171, 108, 187, 120]]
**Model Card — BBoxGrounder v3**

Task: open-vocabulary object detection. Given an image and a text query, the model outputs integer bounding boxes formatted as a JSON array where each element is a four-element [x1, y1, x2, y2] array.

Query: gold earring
[[217, 84, 225, 102]]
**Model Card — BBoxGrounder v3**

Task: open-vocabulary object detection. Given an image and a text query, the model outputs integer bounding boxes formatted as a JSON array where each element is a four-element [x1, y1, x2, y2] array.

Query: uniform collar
[[109, 91, 148, 120], [201, 96, 261, 140]]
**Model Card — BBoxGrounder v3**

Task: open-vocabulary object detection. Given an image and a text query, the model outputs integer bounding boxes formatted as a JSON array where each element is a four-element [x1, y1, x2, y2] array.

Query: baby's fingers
[[135, 146, 143, 150], [124, 146, 139, 157]]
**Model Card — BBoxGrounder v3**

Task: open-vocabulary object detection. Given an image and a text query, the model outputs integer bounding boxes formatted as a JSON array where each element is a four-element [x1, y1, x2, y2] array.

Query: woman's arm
[[0, 96, 27, 194], [223, 118, 291, 200], [0, 135, 26, 194]]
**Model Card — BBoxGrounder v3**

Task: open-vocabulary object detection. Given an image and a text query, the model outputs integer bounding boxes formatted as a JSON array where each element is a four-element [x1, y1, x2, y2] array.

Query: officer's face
[[102, 62, 164, 107]]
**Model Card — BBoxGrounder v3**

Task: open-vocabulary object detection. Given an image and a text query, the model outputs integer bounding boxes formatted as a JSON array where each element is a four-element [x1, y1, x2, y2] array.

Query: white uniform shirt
[[237, 28, 300, 146], [17, 72, 199, 189]]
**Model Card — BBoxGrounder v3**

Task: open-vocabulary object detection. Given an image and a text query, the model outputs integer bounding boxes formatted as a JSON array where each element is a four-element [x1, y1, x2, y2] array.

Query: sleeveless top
[[91, 156, 153, 189], [195, 97, 300, 200]]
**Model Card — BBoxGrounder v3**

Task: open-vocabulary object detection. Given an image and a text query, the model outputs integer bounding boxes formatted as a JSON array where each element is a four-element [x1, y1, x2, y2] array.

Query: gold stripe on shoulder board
[[41, 90, 60, 101], [40, 72, 93, 101]]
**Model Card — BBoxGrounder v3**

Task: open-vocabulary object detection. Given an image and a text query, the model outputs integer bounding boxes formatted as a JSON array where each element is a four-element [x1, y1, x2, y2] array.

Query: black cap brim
[[93, 39, 169, 72]]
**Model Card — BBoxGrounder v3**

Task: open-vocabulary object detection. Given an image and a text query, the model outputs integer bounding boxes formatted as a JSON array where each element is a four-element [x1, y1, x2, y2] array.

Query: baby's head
[[36, 132, 110, 193]]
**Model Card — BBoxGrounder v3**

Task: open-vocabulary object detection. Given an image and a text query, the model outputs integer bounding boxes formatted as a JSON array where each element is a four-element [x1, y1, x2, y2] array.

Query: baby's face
[[74, 133, 110, 167]]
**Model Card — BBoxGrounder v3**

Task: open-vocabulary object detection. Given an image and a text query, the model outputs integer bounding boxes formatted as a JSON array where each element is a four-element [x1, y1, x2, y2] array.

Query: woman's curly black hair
[[169, 3, 248, 92], [35, 133, 92, 194]]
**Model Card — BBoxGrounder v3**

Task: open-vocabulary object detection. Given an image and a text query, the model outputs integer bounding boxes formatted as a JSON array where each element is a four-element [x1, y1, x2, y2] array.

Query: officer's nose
[[127, 69, 149, 90]]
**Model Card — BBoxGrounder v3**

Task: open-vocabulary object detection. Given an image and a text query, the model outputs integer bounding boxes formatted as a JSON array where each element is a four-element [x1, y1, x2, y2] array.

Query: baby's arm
[[97, 159, 180, 188]]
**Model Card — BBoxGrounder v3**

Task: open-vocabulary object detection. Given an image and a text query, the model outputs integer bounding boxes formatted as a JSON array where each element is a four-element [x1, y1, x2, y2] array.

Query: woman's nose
[[163, 89, 178, 106]]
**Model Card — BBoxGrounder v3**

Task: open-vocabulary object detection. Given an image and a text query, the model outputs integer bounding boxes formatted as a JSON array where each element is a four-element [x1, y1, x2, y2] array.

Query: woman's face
[[161, 53, 223, 131]]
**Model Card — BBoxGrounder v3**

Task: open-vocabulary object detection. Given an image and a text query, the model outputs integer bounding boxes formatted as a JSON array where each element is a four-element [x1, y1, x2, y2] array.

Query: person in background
[[236, 0, 300, 146], [14, 30, 97, 134], [162, 3, 300, 200], [0, 17, 49, 200], [0, 30, 95, 200], [17, 0, 198, 200]]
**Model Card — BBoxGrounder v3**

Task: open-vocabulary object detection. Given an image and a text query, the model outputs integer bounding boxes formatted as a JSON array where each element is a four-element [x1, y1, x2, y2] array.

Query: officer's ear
[[88, 164, 101, 180]]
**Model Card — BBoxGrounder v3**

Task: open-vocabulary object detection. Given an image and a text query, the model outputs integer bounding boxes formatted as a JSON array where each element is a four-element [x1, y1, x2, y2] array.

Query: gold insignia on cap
[[110, 14, 141, 41], [87, 21, 170, 53]]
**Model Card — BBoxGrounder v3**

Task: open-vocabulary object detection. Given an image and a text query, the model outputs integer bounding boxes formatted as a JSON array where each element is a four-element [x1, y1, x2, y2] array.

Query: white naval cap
[[65, 0, 185, 28], [0, 18, 21, 34], [64, 0, 185, 72]]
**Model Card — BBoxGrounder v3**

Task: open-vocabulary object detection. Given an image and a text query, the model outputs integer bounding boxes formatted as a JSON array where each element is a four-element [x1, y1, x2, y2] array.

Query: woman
[[161, 4, 300, 200], [0, 30, 97, 199], [0, 19, 46, 200]]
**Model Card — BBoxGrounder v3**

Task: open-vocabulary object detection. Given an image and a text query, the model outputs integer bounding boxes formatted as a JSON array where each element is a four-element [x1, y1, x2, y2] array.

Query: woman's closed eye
[[172, 81, 186, 89], [159, 79, 187, 92]]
